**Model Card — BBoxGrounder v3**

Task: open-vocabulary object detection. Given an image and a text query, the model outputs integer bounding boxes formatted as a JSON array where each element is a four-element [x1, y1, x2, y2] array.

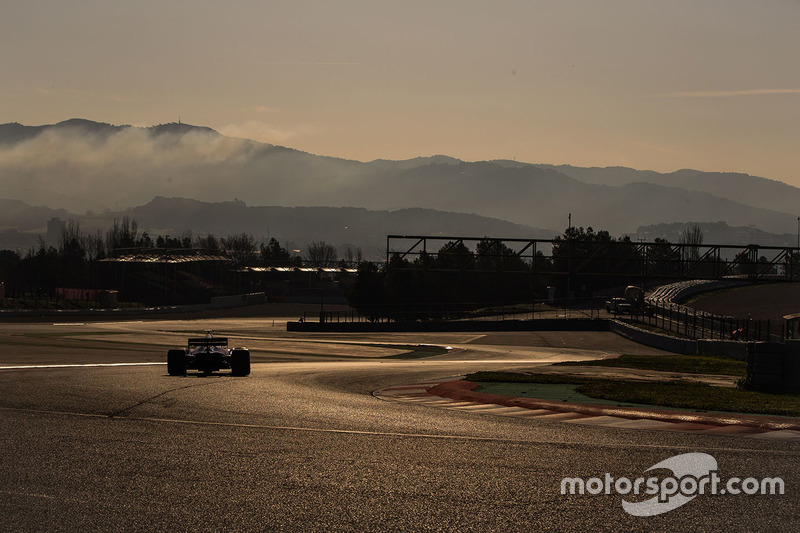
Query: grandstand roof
[[99, 249, 230, 264]]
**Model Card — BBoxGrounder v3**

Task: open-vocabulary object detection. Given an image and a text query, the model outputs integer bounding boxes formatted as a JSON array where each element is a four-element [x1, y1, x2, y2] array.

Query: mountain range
[[0, 197, 551, 259], [1, 119, 798, 252]]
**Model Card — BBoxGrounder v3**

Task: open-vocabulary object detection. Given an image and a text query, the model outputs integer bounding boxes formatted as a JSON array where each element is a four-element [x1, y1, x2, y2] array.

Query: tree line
[[0, 217, 360, 298], [7, 216, 781, 312], [348, 225, 717, 319], [349, 227, 631, 318], [348, 222, 800, 320]]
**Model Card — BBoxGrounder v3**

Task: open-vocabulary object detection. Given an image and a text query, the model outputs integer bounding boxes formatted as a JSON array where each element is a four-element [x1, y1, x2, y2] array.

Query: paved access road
[[1, 318, 798, 532]]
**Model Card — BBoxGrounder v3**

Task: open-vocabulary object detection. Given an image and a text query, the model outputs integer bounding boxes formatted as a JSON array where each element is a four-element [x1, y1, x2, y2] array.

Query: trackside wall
[[607, 320, 698, 355]]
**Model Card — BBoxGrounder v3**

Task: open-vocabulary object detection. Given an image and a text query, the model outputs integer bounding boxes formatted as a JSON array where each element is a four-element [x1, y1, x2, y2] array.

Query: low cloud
[[0, 121, 344, 214], [218, 120, 316, 145], [0, 126, 255, 211]]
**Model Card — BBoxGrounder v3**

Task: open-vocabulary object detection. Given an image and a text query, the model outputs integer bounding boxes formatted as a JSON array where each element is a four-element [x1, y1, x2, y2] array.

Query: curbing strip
[[374, 379, 800, 440]]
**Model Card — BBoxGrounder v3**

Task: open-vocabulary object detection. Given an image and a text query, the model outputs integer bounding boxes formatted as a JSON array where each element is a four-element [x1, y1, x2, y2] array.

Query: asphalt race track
[[1, 317, 798, 531]]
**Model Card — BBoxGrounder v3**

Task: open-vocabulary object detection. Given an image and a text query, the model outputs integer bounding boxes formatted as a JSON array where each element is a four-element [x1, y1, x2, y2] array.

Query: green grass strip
[[553, 354, 746, 377], [465, 371, 800, 417]]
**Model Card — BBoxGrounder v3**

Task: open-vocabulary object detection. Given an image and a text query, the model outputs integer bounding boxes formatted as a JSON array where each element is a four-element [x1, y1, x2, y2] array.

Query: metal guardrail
[[304, 298, 606, 324], [302, 297, 788, 343], [632, 301, 785, 343]]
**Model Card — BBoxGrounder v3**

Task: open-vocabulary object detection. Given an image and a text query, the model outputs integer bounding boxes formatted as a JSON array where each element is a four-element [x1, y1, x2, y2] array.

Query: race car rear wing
[[188, 337, 229, 347]]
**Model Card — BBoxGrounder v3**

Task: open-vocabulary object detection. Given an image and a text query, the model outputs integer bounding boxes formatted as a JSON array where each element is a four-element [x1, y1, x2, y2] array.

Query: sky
[[1, 0, 799, 185]]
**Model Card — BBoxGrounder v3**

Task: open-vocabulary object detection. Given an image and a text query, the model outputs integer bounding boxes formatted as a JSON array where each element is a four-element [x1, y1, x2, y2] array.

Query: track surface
[[1, 317, 798, 531], [688, 283, 800, 321]]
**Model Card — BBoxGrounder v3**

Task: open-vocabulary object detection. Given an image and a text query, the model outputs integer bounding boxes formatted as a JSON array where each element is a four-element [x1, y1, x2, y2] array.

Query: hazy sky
[[2, 1, 799, 184]]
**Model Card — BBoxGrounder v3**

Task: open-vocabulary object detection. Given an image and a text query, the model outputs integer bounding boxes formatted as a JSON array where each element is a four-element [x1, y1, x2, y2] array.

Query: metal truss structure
[[386, 235, 800, 282]]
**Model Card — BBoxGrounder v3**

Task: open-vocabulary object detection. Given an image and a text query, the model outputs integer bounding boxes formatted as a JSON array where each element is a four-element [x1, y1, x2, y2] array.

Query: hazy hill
[[0, 123, 42, 145], [367, 155, 462, 171], [535, 164, 800, 216], [634, 221, 798, 248], [0, 118, 197, 145], [2, 195, 795, 258], [129, 197, 554, 258], [0, 199, 68, 230], [354, 163, 796, 235], [1, 119, 798, 238], [0, 196, 554, 258]]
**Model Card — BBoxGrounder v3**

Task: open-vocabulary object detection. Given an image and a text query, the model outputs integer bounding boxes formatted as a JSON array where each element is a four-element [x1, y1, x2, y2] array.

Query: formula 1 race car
[[167, 332, 250, 376]]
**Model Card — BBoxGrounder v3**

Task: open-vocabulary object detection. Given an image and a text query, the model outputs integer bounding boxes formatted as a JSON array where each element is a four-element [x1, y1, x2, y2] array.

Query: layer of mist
[[1, 119, 798, 238]]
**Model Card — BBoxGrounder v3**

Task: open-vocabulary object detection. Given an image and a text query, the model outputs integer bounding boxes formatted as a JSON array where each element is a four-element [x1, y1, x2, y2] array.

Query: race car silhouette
[[167, 331, 250, 376]]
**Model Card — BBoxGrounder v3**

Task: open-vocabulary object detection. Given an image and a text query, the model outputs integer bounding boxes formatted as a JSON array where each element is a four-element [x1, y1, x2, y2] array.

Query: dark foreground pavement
[[1, 322, 798, 531]]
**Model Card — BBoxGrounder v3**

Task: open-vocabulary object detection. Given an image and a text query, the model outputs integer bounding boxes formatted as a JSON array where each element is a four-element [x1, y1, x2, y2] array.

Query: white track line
[[0, 362, 166, 370]]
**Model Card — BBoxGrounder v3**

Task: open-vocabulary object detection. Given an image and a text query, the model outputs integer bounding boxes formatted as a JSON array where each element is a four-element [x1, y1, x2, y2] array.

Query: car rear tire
[[167, 349, 187, 376], [231, 349, 250, 376]]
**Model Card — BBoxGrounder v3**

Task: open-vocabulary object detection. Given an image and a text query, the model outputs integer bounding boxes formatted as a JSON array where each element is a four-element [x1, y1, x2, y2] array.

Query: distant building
[[46, 217, 66, 246], [99, 249, 232, 305]]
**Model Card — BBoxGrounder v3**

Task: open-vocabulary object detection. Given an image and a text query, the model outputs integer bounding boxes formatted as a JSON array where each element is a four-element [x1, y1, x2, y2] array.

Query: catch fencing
[[308, 299, 604, 325], [633, 301, 785, 342], [305, 298, 789, 343]]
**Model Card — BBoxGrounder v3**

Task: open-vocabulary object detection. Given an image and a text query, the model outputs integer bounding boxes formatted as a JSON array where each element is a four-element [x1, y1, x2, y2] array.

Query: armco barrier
[[287, 318, 609, 333], [608, 320, 698, 355], [288, 317, 719, 357], [291, 317, 780, 359], [696, 340, 749, 361]]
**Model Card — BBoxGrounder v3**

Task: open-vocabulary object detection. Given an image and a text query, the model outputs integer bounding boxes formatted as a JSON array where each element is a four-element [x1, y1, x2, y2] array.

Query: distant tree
[[0, 249, 22, 294], [60, 220, 86, 260], [475, 238, 527, 271], [106, 217, 139, 253], [84, 229, 106, 261], [551, 226, 614, 272], [531, 250, 551, 273], [22, 238, 62, 291], [435, 240, 474, 270], [59, 220, 87, 286], [647, 237, 680, 277], [137, 232, 153, 249], [155, 232, 192, 249], [260, 237, 292, 266], [679, 223, 704, 260], [349, 260, 386, 318], [415, 251, 436, 270], [732, 248, 755, 276], [343, 245, 364, 266], [195, 233, 221, 252], [551, 226, 642, 295], [731, 248, 775, 277], [305, 241, 338, 267], [179, 231, 192, 248], [222, 233, 258, 267]]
